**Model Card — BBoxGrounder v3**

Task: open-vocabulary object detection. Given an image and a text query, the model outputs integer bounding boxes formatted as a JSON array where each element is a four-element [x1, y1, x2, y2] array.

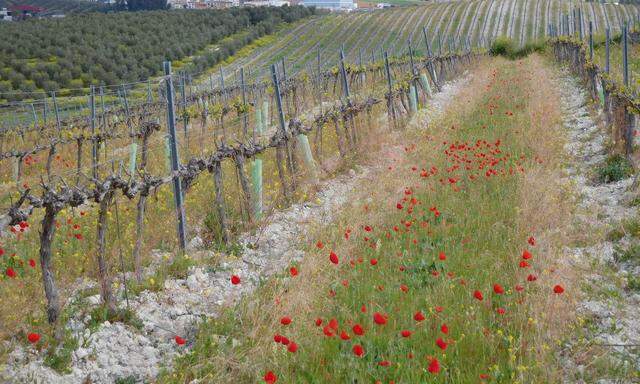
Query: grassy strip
[[162, 55, 573, 383]]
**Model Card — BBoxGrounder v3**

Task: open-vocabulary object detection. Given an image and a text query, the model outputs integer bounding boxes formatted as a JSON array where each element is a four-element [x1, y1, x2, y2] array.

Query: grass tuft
[[597, 154, 633, 183]]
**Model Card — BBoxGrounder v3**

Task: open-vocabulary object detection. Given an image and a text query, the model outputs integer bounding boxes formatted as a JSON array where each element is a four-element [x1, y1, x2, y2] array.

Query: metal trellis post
[[163, 61, 187, 251]]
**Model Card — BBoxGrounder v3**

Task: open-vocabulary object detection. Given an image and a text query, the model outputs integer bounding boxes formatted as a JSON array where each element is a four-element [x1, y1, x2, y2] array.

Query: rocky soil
[[557, 71, 640, 383]]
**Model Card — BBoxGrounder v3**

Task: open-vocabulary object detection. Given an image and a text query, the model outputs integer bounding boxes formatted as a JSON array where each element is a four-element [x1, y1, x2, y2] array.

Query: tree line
[[0, 6, 316, 101]]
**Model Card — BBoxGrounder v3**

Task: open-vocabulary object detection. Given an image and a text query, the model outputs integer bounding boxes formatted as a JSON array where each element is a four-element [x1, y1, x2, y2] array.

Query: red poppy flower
[[528, 237, 535, 246], [360, 304, 367, 313], [519, 260, 530, 268], [352, 324, 365, 336], [315, 318, 322, 326], [323, 326, 334, 337], [264, 371, 277, 384], [473, 290, 484, 301], [6, 268, 16, 278], [280, 316, 292, 325], [428, 358, 440, 373], [273, 334, 282, 343], [27, 333, 40, 344], [370, 258, 378, 266], [280, 336, 290, 345], [329, 251, 339, 265], [396, 203, 403, 210], [493, 284, 504, 294], [287, 342, 298, 353], [340, 331, 350, 340], [553, 284, 564, 294], [400, 330, 412, 338], [378, 360, 391, 367], [28, 259, 36, 268], [440, 324, 449, 334], [414, 311, 425, 322], [435, 306, 444, 313], [400, 284, 408, 293], [352, 344, 364, 357], [527, 274, 537, 282], [231, 275, 241, 285], [522, 250, 532, 260], [496, 307, 506, 315], [174, 336, 186, 345], [373, 312, 387, 325], [316, 241, 324, 249], [328, 318, 339, 330], [438, 252, 446, 260], [436, 337, 447, 350], [289, 267, 298, 277]]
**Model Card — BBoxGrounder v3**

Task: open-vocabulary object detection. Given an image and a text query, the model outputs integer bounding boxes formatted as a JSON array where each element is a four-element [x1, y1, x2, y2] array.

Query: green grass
[[42, 329, 78, 374], [627, 275, 640, 292], [161, 57, 565, 383]]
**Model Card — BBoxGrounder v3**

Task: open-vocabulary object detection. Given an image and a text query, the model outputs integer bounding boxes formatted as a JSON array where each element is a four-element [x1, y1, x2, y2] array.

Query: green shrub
[[490, 37, 516, 57], [627, 275, 640, 292], [115, 376, 139, 384], [489, 37, 546, 59], [597, 154, 633, 183], [614, 244, 640, 263], [43, 331, 78, 374]]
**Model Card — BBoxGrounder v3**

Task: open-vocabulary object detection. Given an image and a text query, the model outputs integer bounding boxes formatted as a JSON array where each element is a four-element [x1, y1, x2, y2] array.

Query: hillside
[[0, 6, 316, 101], [219, 0, 640, 78], [1, 0, 637, 102]]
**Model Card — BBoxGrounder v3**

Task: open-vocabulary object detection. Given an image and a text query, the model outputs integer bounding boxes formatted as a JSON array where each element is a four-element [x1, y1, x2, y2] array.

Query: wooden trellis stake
[[605, 27, 610, 74], [384, 52, 396, 129]]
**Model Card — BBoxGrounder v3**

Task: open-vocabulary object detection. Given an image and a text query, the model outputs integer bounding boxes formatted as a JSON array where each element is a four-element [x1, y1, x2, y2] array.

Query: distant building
[[168, 0, 238, 8], [376, 2, 392, 8], [0, 8, 12, 21], [9, 5, 45, 19], [244, 0, 290, 6], [303, 0, 356, 11]]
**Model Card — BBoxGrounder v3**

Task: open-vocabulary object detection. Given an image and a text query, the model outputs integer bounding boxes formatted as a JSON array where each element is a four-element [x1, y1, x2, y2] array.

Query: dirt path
[[2, 73, 473, 384]]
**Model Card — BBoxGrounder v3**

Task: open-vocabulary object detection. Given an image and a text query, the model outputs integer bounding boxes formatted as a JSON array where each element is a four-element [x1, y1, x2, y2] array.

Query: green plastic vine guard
[[296, 133, 318, 182], [409, 85, 418, 114], [420, 73, 432, 97], [252, 99, 267, 219], [261, 100, 269, 129], [129, 142, 138, 176], [252, 158, 263, 220], [255, 105, 264, 133]]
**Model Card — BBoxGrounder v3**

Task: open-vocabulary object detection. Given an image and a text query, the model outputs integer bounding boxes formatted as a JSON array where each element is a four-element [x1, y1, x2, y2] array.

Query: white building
[[244, 0, 290, 6], [302, 0, 356, 11], [0, 8, 12, 21]]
